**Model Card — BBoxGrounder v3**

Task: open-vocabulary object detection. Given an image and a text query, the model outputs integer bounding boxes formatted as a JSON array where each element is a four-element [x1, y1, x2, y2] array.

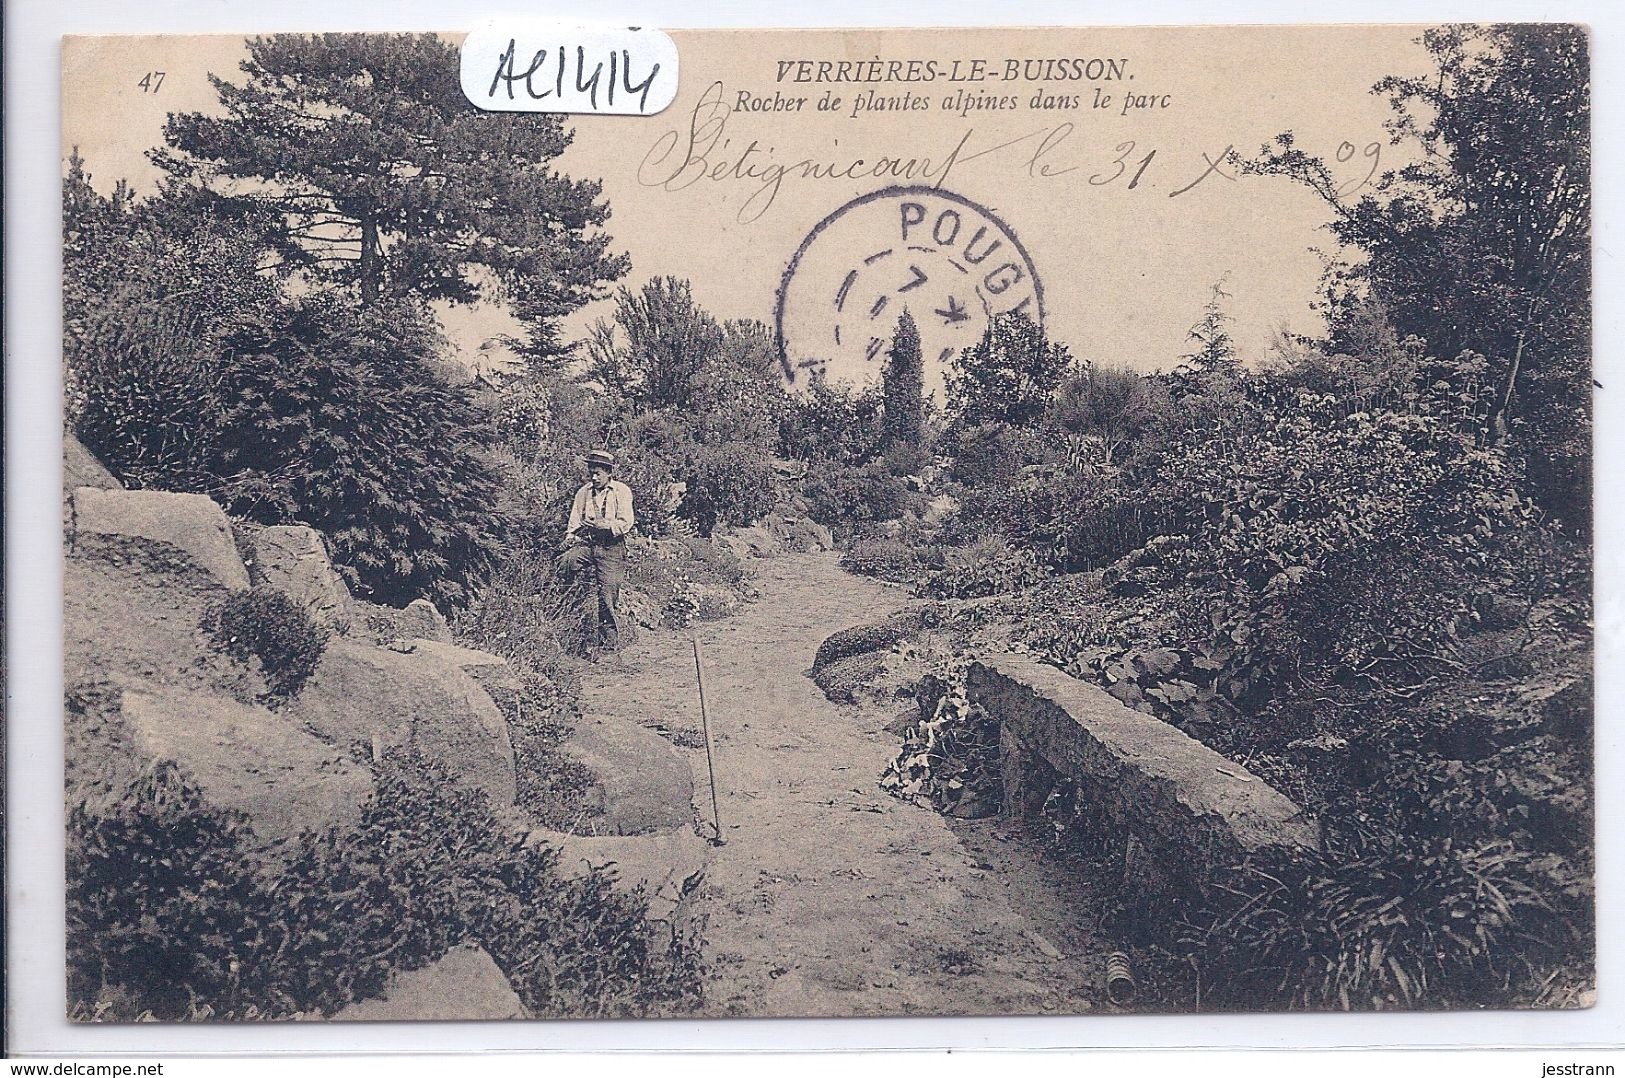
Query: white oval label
[[460, 24, 678, 115]]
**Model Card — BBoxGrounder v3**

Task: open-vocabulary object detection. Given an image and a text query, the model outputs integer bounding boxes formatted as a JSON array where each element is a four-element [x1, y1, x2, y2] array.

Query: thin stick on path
[[693, 636, 726, 846]]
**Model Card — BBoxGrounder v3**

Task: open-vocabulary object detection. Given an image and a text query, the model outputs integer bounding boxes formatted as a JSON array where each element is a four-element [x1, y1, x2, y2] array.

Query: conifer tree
[[155, 33, 627, 363], [881, 309, 925, 450]]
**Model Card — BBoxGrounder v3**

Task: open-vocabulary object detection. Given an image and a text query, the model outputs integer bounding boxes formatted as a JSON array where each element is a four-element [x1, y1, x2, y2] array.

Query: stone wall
[[966, 653, 1318, 902]]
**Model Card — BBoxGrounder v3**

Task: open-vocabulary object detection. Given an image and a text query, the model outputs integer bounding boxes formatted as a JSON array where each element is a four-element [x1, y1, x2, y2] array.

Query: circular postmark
[[775, 186, 1044, 396]]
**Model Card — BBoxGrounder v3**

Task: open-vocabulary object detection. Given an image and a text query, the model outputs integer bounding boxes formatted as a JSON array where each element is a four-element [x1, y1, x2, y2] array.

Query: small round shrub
[[841, 537, 927, 583], [801, 462, 919, 530], [919, 536, 1049, 599], [677, 442, 778, 536], [203, 586, 330, 704]]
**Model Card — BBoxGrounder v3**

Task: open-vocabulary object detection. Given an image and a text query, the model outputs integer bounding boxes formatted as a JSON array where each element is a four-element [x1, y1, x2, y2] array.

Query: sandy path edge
[[579, 550, 1108, 1018]]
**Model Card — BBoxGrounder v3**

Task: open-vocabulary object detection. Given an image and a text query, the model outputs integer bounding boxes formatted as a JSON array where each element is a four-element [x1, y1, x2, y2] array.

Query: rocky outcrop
[[330, 945, 527, 1021], [69, 487, 251, 591], [550, 713, 694, 835], [246, 525, 354, 634], [64, 434, 121, 491], [117, 686, 372, 844], [967, 653, 1318, 901], [402, 598, 453, 643], [292, 638, 517, 809]]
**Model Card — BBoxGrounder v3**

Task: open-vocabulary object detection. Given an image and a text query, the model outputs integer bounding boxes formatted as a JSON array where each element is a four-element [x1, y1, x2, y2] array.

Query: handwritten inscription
[[639, 82, 1381, 223], [460, 25, 678, 115]]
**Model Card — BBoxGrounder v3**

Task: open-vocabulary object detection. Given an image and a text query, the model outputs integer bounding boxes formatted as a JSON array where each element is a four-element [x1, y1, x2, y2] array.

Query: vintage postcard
[[59, 23, 1592, 1022]]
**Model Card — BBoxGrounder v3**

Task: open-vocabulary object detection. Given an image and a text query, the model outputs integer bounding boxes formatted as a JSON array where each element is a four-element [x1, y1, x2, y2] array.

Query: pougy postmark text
[[775, 186, 1043, 396]]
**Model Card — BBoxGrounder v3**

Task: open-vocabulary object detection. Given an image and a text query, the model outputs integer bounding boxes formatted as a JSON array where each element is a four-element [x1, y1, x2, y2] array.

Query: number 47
[[137, 71, 165, 93]]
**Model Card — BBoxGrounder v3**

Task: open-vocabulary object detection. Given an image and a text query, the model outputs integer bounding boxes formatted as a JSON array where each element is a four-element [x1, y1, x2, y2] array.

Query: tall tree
[[1249, 24, 1590, 528], [155, 33, 627, 359], [583, 277, 724, 409], [881, 310, 925, 450], [946, 311, 1073, 432]]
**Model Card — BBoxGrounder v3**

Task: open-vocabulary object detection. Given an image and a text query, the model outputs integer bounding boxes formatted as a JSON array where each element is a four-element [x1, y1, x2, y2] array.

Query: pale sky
[[62, 26, 1429, 387]]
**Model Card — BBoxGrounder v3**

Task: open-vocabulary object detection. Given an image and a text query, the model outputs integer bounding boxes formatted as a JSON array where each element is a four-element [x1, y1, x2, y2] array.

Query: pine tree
[[154, 33, 627, 359], [881, 309, 925, 450]]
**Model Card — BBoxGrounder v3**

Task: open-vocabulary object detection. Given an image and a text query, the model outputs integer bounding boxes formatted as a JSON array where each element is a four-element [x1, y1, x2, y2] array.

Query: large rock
[[552, 713, 694, 836], [292, 639, 517, 808], [64, 434, 120, 491], [247, 525, 354, 634], [967, 653, 1318, 901], [331, 945, 527, 1021], [530, 826, 709, 921], [70, 487, 251, 591], [115, 685, 372, 845], [401, 598, 452, 643]]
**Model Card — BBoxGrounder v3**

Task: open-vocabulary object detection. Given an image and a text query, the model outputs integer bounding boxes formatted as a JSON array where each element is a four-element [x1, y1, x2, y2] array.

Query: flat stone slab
[[968, 654, 1317, 887], [71, 487, 251, 591], [293, 638, 517, 809], [330, 945, 527, 1021], [118, 685, 372, 845]]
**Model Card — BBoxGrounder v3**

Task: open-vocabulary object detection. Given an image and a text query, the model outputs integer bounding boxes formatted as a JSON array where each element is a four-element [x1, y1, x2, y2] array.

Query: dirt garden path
[[579, 551, 1111, 1018]]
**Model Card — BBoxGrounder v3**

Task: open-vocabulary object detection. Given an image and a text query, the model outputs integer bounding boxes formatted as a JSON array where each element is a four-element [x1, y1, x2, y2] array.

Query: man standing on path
[[559, 449, 635, 654]]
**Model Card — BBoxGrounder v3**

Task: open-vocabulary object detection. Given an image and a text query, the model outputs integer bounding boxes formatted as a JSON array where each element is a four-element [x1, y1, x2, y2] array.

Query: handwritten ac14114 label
[[460, 24, 678, 115]]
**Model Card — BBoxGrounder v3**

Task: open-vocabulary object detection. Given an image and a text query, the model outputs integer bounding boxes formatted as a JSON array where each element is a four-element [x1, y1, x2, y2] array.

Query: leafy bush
[[778, 378, 886, 466], [215, 300, 506, 608], [841, 536, 931, 583], [64, 166, 282, 493], [203, 587, 329, 704], [68, 750, 705, 1021], [67, 762, 273, 1020], [676, 442, 779, 536], [802, 462, 919, 531], [946, 311, 1073, 433], [880, 662, 1002, 818], [919, 536, 1048, 599]]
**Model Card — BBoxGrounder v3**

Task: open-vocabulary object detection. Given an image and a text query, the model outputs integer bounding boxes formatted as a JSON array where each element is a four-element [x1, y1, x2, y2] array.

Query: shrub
[[946, 310, 1073, 433], [841, 536, 929, 583], [456, 551, 592, 676], [802, 462, 918, 531], [778, 377, 886, 466], [67, 762, 272, 1020], [64, 169, 282, 493], [677, 442, 778, 536], [919, 536, 1048, 599], [203, 587, 329, 704], [214, 300, 506, 608], [1174, 838, 1582, 1011], [880, 662, 1002, 818], [68, 750, 706, 1021]]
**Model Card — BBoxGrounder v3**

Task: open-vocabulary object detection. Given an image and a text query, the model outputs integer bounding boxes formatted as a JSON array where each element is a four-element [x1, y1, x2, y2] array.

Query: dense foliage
[[215, 301, 506, 607], [203, 587, 330, 704], [1247, 25, 1590, 531], [68, 751, 705, 1021], [64, 159, 283, 492]]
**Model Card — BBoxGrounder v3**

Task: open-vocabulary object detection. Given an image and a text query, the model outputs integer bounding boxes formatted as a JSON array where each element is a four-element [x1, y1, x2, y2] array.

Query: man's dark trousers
[[559, 538, 626, 649]]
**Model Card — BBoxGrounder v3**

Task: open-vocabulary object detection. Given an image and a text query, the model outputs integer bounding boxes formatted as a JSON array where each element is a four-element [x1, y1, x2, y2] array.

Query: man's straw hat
[[583, 449, 616, 469]]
